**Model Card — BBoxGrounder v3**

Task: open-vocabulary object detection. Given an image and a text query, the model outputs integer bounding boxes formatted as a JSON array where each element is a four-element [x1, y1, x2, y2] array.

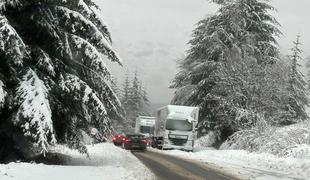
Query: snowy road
[[133, 150, 237, 180]]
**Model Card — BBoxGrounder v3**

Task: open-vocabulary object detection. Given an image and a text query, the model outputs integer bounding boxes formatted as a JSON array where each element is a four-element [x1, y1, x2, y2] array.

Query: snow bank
[[0, 143, 154, 180], [221, 122, 310, 159], [153, 148, 310, 179]]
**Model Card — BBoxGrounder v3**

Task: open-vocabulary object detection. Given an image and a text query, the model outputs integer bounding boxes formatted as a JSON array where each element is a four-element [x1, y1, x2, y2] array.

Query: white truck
[[135, 116, 156, 137], [153, 105, 199, 151]]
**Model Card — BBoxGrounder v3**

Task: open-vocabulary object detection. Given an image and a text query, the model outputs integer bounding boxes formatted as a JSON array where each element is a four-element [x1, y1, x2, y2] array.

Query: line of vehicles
[[112, 105, 199, 152]]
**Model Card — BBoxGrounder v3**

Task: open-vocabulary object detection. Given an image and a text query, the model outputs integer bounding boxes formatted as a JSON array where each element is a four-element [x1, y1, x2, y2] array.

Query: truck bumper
[[162, 144, 193, 151]]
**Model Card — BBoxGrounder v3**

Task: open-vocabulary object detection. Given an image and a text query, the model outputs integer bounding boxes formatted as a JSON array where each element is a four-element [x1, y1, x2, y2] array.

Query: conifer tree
[[121, 72, 150, 128], [140, 85, 151, 115], [171, 0, 282, 141], [120, 72, 133, 128], [307, 56, 310, 89], [111, 76, 120, 97], [0, 0, 123, 159], [283, 36, 308, 124]]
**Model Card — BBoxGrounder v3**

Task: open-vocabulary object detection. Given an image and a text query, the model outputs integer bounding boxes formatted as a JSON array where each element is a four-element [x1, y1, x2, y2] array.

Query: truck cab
[[135, 116, 155, 137], [154, 105, 199, 152]]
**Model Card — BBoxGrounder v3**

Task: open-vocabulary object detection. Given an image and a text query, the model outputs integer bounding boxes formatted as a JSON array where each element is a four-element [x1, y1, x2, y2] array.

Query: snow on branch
[[0, 80, 6, 109], [32, 48, 56, 77], [69, 34, 111, 79], [15, 68, 56, 155], [0, 0, 20, 11], [91, 74, 123, 117], [60, 74, 108, 123], [77, 0, 112, 43], [53, 6, 122, 64], [0, 14, 27, 66]]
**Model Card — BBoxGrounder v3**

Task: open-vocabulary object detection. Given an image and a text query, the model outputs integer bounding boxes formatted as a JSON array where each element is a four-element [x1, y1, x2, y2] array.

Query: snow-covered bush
[[221, 122, 310, 159], [195, 131, 218, 149], [283, 144, 310, 159]]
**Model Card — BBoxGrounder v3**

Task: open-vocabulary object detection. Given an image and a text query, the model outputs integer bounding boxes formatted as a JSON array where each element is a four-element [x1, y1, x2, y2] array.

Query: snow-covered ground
[[152, 147, 310, 180], [0, 143, 154, 180]]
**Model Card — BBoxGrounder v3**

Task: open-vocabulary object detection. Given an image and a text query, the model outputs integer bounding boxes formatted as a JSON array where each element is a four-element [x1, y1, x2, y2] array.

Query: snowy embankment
[[0, 143, 154, 180], [153, 148, 310, 180], [151, 124, 310, 180]]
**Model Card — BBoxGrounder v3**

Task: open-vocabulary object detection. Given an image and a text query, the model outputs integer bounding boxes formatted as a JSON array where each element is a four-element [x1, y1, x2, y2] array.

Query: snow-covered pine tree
[[121, 71, 150, 129], [139, 85, 151, 116], [126, 72, 143, 127], [121, 72, 131, 104], [111, 76, 120, 97], [306, 56, 310, 90], [0, 0, 123, 159], [283, 36, 308, 124], [130, 72, 141, 124], [120, 72, 134, 129], [171, 0, 281, 142], [109, 75, 127, 133]]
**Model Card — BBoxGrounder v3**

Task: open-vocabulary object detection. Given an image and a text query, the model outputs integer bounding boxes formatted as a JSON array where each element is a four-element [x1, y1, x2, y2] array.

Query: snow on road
[[0, 143, 154, 180], [151, 148, 310, 180]]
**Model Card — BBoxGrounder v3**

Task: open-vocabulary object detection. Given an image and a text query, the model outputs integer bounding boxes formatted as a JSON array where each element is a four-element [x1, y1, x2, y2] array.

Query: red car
[[122, 134, 147, 151], [112, 134, 125, 146]]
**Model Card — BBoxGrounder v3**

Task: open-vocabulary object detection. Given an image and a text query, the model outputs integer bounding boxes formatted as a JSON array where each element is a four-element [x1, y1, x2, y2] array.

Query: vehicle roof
[[125, 133, 145, 136], [155, 105, 198, 112], [137, 116, 156, 119]]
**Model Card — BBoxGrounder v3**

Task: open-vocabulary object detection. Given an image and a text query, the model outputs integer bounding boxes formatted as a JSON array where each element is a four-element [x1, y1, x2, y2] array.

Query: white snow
[[152, 148, 310, 180], [70, 34, 111, 78], [77, 0, 92, 15], [0, 14, 27, 66], [55, 6, 122, 64], [36, 49, 55, 77], [0, 80, 6, 108], [60, 73, 108, 118], [0, 0, 19, 11], [221, 123, 310, 158], [15, 69, 56, 154], [0, 143, 154, 180]]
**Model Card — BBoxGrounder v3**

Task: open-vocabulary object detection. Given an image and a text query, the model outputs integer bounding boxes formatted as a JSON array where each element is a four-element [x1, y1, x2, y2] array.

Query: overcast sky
[[94, 0, 310, 104]]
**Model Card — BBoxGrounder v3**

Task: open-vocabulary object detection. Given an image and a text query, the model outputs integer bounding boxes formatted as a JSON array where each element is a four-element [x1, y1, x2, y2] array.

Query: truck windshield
[[165, 119, 192, 131], [140, 126, 153, 134]]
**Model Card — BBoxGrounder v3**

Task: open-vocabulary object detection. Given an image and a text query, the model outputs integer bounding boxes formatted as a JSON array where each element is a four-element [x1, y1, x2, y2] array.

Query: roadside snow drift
[[153, 148, 310, 180], [0, 143, 154, 180]]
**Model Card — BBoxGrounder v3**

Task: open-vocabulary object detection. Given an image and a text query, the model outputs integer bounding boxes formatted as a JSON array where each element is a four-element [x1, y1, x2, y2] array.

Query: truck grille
[[169, 138, 187, 146]]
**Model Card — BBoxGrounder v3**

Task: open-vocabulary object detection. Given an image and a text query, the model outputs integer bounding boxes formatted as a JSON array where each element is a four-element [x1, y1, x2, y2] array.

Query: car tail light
[[124, 138, 132, 144], [141, 139, 147, 144], [112, 137, 116, 141]]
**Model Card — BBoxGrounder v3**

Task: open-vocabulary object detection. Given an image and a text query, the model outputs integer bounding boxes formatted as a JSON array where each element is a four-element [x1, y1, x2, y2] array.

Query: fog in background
[[94, 0, 310, 105]]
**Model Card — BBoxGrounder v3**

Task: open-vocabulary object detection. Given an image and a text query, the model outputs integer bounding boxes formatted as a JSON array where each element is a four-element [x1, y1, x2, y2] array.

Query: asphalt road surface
[[132, 150, 238, 180]]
